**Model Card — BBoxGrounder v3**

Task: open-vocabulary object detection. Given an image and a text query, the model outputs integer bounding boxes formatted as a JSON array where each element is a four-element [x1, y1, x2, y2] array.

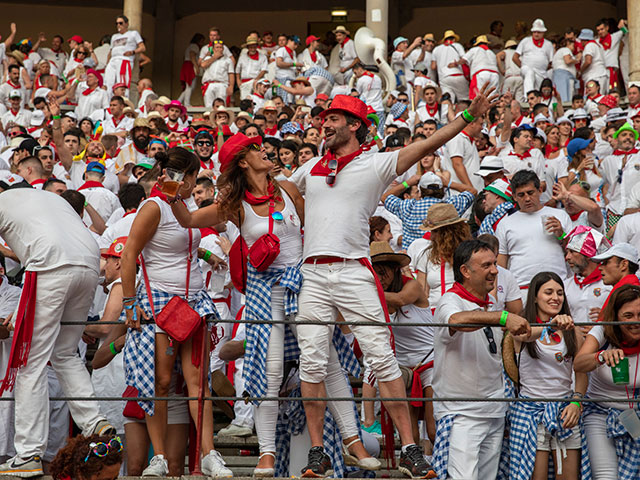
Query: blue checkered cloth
[[478, 201, 515, 235], [432, 414, 456, 479], [303, 66, 335, 85], [504, 398, 590, 480], [123, 283, 218, 416], [582, 400, 640, 480], [384, 191, 474, 249]]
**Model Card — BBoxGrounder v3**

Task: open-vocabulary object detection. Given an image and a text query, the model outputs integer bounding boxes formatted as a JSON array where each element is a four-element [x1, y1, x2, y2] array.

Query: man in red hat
[[289, 86, 496, 477], [69, 68, 109, 120], [164, 100, 188, 132], [299, 35, 328, 70], [104, 15, 145, 94]]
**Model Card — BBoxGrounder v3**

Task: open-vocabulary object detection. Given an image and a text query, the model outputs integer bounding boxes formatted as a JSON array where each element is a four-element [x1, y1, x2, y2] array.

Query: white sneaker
[[142, 455, 169, 477], [217, 424, 253, 437], [202, 450, 233, 478]]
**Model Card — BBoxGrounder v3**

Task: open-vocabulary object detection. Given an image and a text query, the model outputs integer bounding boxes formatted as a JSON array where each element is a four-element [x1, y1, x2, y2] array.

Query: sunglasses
[[8, 131, 21, 138], [116, 21, 125, 25], [326, 159, 338, 187], [195, 140, 213, 147], [84, 436, 123, 463], [77, 51, 87, 55], [398, 98, 409, 103], [248, 143, 261, 151], [212, 40, 224, 44], [483, 327, 497, 355], [271, 211, 284, 222]]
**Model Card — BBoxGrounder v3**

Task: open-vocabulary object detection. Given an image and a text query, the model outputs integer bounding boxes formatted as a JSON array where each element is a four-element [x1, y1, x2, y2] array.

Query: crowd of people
[[0, 11, 639, 480]]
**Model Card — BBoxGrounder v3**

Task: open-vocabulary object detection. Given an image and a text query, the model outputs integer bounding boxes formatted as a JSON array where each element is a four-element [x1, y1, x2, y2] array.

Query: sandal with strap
[[253, 452, 275, 478]]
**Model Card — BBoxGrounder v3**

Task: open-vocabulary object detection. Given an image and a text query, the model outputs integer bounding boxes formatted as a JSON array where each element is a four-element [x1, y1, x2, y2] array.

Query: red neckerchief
[[587, 94, 600, 102], [542, 93, 552, 101], [514, 115, 525, 126], [310, 147, 363, 177], [443, 39, 454, 46], [264, 124, 278, 135], [253, 92, 264, 99], [569, 210, 584, 221], [621, 341, 640, 355], [9, 108, 19, 116], [244, 182, 281, 205], [167, 121, 180, 132], [30, 179, 46, 186], [199, 227, 219, 238], [200, 159, 214, 170], [150, 183, 169, 202], [284, 46, 295, 60], [613, 148, 639, 156], [262, 42, 275, 48], [448, 282, 492, 307], [601, 274, 640, 314], [82, 87, 96, 96], [111, 114, 124, 128], [461, 130, 474, 144], [340, 37, 350, 47], [77, 180, 104, 191], [536, 316, 561, 342], [123, 208, 137, 217], [362, 71, 374, 78], [532, 37, 544, 48], [132, 143, 147, 155], [310, 50, 317, 63], [425, 102, 439, 117], [545, 145, 559, 156], [477, 44, 490, 51], [248, 52, 259, 61], [574, 267, 602, 289], [512, 149, 531, 160], [7, 80, 20, 89], [630, 103, 639, 109]]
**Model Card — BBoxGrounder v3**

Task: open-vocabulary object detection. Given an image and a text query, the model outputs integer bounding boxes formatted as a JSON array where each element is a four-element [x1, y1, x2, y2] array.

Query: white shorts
[[535, 422, 581, 451]]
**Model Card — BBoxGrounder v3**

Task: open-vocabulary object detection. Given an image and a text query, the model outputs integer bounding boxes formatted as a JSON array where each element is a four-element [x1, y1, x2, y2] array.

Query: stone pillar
[[366, 0, 388, 48], [153, 0, 176, 98], [629, 0, 640, 81], [123, 0, 143, 103]]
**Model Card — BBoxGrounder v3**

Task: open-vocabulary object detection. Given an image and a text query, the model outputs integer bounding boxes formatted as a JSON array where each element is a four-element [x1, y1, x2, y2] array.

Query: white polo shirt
[[235, 52, 268, 81], [432, 43, 465, 78], [298, 48, 328, 70], [443, 131, 484, 191], [499, 147, 546, 179], [515, 36, 554, 73], [101, 113, 133, 135], [1, 108, 31, 129], [291, 150, 398, 260], [495, 265, 521, 311], [433, 290, 505, 419], [200, 54, 234, 85], [273, 46, 297, 80]]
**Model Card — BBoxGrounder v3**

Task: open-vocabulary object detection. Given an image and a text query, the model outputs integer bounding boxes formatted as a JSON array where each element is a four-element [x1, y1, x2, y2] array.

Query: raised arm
[[396, 83, 497, 175], [170, 196, 223, 228], [49, 99, 72, 171], [4, 23, 16, 49]]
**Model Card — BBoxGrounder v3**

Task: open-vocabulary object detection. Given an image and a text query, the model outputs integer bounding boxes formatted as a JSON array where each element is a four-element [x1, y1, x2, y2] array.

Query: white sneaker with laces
[[142, 454, 169, 477], [202, 450, 233, 478]]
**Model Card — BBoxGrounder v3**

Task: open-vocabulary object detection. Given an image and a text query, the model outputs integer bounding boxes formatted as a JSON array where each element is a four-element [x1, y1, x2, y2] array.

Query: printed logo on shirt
[[497, 285, 504, 293], [635, 164, 640, 171], [593, 288, 601, 297], [555, 352, 564, 363]]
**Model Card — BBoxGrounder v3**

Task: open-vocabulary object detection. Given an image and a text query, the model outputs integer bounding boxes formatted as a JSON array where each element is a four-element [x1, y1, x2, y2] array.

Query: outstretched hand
[[467, 82, 499, 118]]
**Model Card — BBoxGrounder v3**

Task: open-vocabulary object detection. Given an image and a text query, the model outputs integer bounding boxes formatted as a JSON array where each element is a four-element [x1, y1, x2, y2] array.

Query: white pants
[[472, 71, 500, 97], [210, 302, 232, 373], [296, 261, 401, 384], [178, 77, 199, 107], [309, 75, 333, 96], [255, 286, 359, 453], [204, 82, 228, 108], [521, 65, 547, 95], [504, 76, 524, 102], [584, 413, 618, 479], [447, 415, 504, 480], [104, 56, 133, 94], [440, 75, 469, 102], [231, 357, 253, 428], [239, 81, 254, 101], [14, 266, 105, 458]]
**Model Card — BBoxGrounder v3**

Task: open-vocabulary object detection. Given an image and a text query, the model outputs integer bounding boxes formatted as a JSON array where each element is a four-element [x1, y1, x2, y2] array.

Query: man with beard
[[163, 100, 188, 132], [563, 226, 612, 331], [289, 87, 496, 478], [193, 129, 219, 178], [113, 117, 151, 185], [102, 96, 133, 137], [34, 145, 55, 182]]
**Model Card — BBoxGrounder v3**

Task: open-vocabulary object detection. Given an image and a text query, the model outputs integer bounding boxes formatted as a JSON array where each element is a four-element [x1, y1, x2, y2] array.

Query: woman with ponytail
[[120, 147, 231, 478], [50, 435, 122, 480], [168, 133, 380, 477]]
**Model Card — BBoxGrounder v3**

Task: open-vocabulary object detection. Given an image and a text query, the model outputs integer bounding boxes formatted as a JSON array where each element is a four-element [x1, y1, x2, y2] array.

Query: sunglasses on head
[[212, 40, 224, 44], [248, 143, 261, 151], [84, 436, 123, 463], [195, 140, 213, 147], [326, 159, 338, 186]]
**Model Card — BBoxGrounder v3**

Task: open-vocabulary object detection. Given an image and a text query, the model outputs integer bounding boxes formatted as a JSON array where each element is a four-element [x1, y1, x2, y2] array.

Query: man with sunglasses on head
[[432, 239, 530, 480], [289, 85, 496, 478], [199, 39, 234, 108], [104, 15, 145, 95]]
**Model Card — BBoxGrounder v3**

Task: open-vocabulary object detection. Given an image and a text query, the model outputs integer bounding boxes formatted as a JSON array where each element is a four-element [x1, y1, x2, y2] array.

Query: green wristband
[[109, 342, 118, 356], [622, 26, 629, 34], [499, 310, 508, 326], [52, 115, 61, 120], [557, 232, 567, 241], [462, 109, 475, 123], [243, 339, 247, 350], [570, 401, 582, 408], [402, 181, 410, 190], [373, 135, 380, 141], [203, 250, 212, 262]]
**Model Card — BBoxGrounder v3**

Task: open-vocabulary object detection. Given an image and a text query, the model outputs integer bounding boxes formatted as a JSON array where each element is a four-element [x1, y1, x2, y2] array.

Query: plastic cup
[[540, 214, 553, 235], [619, 408, 640, 440], [611, 357, 630, 385], [161, 168, 184, 196]]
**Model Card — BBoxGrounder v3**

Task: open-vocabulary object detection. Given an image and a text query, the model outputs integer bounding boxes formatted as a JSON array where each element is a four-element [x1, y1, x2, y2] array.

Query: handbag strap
[[139, 227, 193, 320], [268, 199, 274, 234]]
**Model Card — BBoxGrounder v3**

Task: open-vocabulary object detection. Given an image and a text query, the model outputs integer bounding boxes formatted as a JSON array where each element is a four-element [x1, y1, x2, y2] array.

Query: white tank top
[[505, 50, 521, 78], [392, 302, 435, 367], [140, 197, 204, 295], [241, 190, 302, 269], [519, 336, 574, 398]]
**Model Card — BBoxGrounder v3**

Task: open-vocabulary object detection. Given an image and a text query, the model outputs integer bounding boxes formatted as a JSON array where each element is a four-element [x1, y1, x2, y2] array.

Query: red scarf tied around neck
[[310, 147, 363, 179], [448, 282, 492, 308], [244, 182, 282, 205]]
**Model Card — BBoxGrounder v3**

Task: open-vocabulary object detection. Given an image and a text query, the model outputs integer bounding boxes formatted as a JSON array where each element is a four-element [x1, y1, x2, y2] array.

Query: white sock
[[401, 443, 417, 453]]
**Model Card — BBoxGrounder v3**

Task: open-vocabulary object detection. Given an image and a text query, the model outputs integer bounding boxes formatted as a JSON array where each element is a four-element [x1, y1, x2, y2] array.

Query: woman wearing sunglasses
[[506, 271, 587, 480], [50, 435, 122, 480], [168, 132, 380, 477]]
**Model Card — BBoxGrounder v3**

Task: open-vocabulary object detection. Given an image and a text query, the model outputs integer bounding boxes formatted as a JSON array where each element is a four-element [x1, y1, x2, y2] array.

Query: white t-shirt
[[499, 148, 546, 180], [494, 265, 521, 311], [541, 154, 569, 203], [184, 43, 199, 62], [519, 337, 574, 398], [612, 212, 640, 253], [1, 108, 31, 129], [37, 48, 68, 75], [601, 151, 640, 215], [101, 113, 134, 135], [299, 48, 328, 70], [552, 47, 576, 76], [587, 325, 640, 410], [235, 52, 268, 80], [109, 30, 143, 59], [200, 53, 234, 85], [273, 46, 297, 80], [79, 185, 120, 224], [432, 43, 465, 78], [599, 31, 624, 68], [563, 274, 611, 325], [582, 41, 607, 82], [515, 37, 554, 73], [0, 275, 21, 318], [199, 232, 230, 300], [75, 83, 110, 121], [355, 72, 384, 112], [462, 46, 498, 76], [416, 257, 454, 306], [392, 303, 434, 367], [433, 291, 506, 419], [291, 150, 398, 260], [0, 189, 99, 273], [495, 206, 571, 286], [99, 212, 136, 249], [416, 102, 449, 125], [138, 197, 204, 295], [443, 132, 484, 191], [338, 39, 358, 71]]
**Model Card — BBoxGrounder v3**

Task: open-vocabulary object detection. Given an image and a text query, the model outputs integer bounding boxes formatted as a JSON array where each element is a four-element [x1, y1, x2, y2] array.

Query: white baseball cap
[[30, 109, 45, 126], [474, 156, 506, 177], [418, 172, 443, 189], [8, 89, 21, 99], [592, 243, 639, 265]]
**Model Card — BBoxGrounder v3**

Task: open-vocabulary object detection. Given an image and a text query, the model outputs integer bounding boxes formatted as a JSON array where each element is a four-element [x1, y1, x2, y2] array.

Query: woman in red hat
[[167, 132, 381, 477]]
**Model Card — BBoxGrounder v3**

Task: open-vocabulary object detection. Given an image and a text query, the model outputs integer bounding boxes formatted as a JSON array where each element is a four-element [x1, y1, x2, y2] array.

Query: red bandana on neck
[[310, 50, 317, 63], [284, 46, 295, 60], [613, 148, 639, 156], [123, 208, 137, 217], [7, 80, 20, 89], [200, 159, 214, 170], [77, 180, 104, 191], [244, 182, 282, 205], [569, 210, 584, 221], [601, 274, 640, 314], [448, 282, 492, 307], [425, 102, 439, 117], [477, 44, 490, 51], [264, 125, 278, 136], [340, 37, 350, 47], [30, 179, 46, 186], [536, 317, 561, 342], [248, 52, 259, 61], [544, 145, 559, 157], [532, 37, 544, 48], [621, 340, 640, 355], [150, 183, 169, 202], [82, 87, 96, 96], [199, 227, 219, 238], [513, 149, 531, 160], [461, 130, 475, 144], [443, 39, 454, 46], [574, 267, 602, 288], [310, 147, 363, 179]]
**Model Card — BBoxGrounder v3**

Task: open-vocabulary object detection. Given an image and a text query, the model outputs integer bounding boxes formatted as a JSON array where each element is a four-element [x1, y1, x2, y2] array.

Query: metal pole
[[192, 323, 209, 476]]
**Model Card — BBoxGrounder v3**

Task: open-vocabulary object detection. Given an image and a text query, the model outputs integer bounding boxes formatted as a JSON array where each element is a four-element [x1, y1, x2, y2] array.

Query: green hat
[[613, 122, 639, 141]]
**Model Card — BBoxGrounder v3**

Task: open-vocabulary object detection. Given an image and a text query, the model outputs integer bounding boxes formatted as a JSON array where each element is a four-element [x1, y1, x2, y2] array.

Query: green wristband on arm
[[499, 310, 508, 327], [203, 250, 212, 262], [109, 342, 118, 356]]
